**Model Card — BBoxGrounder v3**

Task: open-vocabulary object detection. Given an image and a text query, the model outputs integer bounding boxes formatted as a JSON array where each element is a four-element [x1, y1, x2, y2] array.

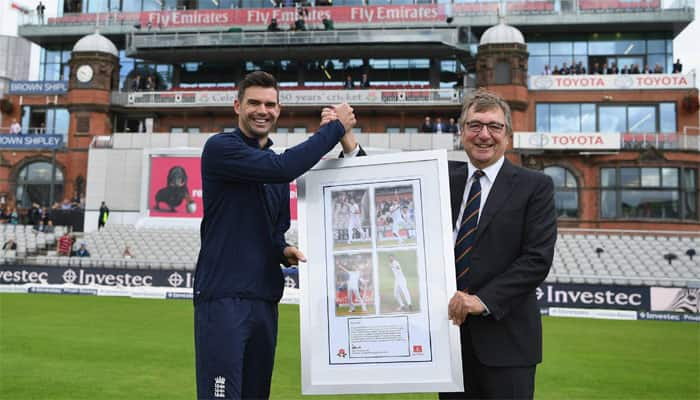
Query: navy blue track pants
[[195, 297, 278, 400]]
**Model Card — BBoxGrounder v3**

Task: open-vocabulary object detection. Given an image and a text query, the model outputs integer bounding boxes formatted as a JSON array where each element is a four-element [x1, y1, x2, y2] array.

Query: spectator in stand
[[36, 1, 45, 24], [294, 16, 306, 31], [343, 74, 354, 89], [609, 62, 619, 74], [574, 61, 586, 75], [601, 63, 609, 74], [621, 64, 630, 74], [654, 64, 663, 74], [33, 220, 46, 233], [44, 220, 55, 234], [551, 65, 560, 75], [61, 198, 72, 210], [0, 207, 8, 223], [58, 232, 73, 256], [631, 64, 641, 74], [8, 208, 18, 225], [98, 201, 109, 231], [420, 116, 435, 133], [29, 203, 42, 226], [360, 73, 370, 88], [132, 74, 141, 91], [591, 62, 600, 74], [322, 17, 334, 31], [2, 238, 17, 250], [673, 59, 682, 73], [145, 76, 155, 90], [560, 62, 570, 75], [543, 65, 551, 75], [446, 117, 459, 134], [9, 119, 21, 135], [75, 243, 90, 257], [434, 117, 445, 134], [267, 18, 280, 32], [123, 245, 134, 259]]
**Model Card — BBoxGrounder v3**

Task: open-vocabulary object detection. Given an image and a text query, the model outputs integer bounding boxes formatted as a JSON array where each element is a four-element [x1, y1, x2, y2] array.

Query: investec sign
[[537, 283, 649, 310], [529, 73, 694, 90], [515, 132, 621, 150]]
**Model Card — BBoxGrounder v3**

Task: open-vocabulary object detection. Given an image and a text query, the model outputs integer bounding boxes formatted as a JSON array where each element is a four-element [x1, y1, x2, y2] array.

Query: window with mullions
[[39, 48, 71, 81], [15, 161, 64, 208], [544, 166, 579, 218], [600, 167, 697, 220], [536, 103, 675, 134], [527, 37, 673, 75]]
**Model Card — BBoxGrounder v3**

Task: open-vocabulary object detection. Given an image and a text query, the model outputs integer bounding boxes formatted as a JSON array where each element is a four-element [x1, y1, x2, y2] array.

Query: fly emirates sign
[[139, 5, 444, 28]]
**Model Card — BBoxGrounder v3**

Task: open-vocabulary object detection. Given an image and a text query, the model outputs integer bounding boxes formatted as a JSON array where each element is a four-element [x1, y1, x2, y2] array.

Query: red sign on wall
[[149, 156, 203, 218], [148, 155, 298, 221]]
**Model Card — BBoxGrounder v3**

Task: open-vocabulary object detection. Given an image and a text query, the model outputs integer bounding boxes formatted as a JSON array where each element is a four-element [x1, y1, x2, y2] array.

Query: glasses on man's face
[[465, 120, 505, 135]]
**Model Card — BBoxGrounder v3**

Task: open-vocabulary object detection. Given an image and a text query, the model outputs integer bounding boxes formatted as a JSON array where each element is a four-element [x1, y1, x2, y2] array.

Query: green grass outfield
[[1, 293, 698, 399]]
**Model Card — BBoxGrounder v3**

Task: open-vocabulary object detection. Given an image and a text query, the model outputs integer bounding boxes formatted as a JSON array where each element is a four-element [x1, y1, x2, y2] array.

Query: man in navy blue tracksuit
[[194, 71, 361, 399]]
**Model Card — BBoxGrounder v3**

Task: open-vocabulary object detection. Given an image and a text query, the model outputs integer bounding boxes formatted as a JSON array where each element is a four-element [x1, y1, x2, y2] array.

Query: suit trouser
[[195, 297, 278, 400], [439, 323, 536, 400]]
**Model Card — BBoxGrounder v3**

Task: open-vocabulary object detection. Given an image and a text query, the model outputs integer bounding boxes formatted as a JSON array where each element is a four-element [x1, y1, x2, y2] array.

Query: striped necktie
[[455, 169, 484, 291]]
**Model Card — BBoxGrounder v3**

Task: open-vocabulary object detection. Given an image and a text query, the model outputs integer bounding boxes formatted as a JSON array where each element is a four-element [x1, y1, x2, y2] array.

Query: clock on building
[[76, 64, 94, 83]]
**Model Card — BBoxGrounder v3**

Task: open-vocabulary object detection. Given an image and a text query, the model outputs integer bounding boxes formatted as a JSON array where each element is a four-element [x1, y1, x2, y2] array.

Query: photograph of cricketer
[[333, 253, 375, 316], [331, 189, 372, 251], [377, 250, 421, 314], [374, 185, 417, 248]]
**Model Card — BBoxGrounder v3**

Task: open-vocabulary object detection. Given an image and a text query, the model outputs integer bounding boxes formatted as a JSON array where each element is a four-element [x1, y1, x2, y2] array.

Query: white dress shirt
[[452, 156, 505, 243]]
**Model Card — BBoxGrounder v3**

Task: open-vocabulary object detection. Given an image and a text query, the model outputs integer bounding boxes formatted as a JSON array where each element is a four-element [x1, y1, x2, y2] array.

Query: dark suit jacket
[[449, 158, 557, 367]]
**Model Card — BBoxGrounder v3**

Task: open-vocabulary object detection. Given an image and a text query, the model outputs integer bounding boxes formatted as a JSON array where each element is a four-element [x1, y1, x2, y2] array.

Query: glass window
[[588, 41, 616, 55], [550, 42, 572, 55], [601, 168, 616, 187], [647, 40, 665, 54], [621, 168, 639, 187], [386, 127, 401, 134], [536, 104, 549, 132], [186, 127, 200, 134], [662, 168, 679, 188], [550, 56, 573, 71], [600, 167, 695, 220], [170, 127, 184, 133], [43, 64, 60, 81], [544, 166, 578, 218], [275, 128, 289, 134], [628, 106, 656, 133], [293, 127, 307, 133], [659, 103, 676, 133], [550, 104, 580, 133], [16, 161, 64, 208], [581, 104, 596, 132], [528, 42, 549, 56], [529, 56, 548, 76], [573, 41, 587, 55], [599, 106, 626, 133], [601, 190, 617, 218], [641, 168, 660, 187], [122, 0, 142, 12]]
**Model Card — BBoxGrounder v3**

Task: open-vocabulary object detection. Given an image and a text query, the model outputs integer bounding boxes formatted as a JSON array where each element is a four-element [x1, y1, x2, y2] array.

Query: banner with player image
[[298, 150, 462, 394], [148, 156, 203, 218]]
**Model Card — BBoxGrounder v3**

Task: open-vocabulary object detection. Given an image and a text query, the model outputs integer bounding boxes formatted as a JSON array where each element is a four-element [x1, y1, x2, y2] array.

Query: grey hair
[[458, 90, 513, 135]]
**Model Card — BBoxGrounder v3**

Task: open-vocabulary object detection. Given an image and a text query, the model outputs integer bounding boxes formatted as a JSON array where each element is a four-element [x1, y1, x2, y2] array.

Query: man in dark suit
[[441, 90, 557, 399]]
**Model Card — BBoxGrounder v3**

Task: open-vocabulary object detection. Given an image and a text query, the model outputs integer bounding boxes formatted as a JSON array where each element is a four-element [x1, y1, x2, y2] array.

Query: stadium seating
[[1, 225, 698, 288], [549, 232, 700, 287]]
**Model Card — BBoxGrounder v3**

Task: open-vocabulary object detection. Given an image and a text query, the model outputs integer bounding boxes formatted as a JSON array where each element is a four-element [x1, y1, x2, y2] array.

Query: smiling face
[[461, 105, 509, 170], [234, 86, 280, 144]]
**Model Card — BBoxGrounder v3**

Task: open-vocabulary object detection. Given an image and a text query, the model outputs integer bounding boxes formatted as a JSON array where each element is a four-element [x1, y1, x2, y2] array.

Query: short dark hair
[[237, 71, 279, 102]]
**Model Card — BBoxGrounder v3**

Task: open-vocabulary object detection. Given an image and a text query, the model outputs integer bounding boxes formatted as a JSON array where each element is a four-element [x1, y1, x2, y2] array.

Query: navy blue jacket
[[194, 120, 346, 304]]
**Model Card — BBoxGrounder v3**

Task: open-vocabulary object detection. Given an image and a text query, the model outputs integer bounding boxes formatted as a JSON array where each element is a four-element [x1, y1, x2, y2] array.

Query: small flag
[[11, 2, 32, 14]]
